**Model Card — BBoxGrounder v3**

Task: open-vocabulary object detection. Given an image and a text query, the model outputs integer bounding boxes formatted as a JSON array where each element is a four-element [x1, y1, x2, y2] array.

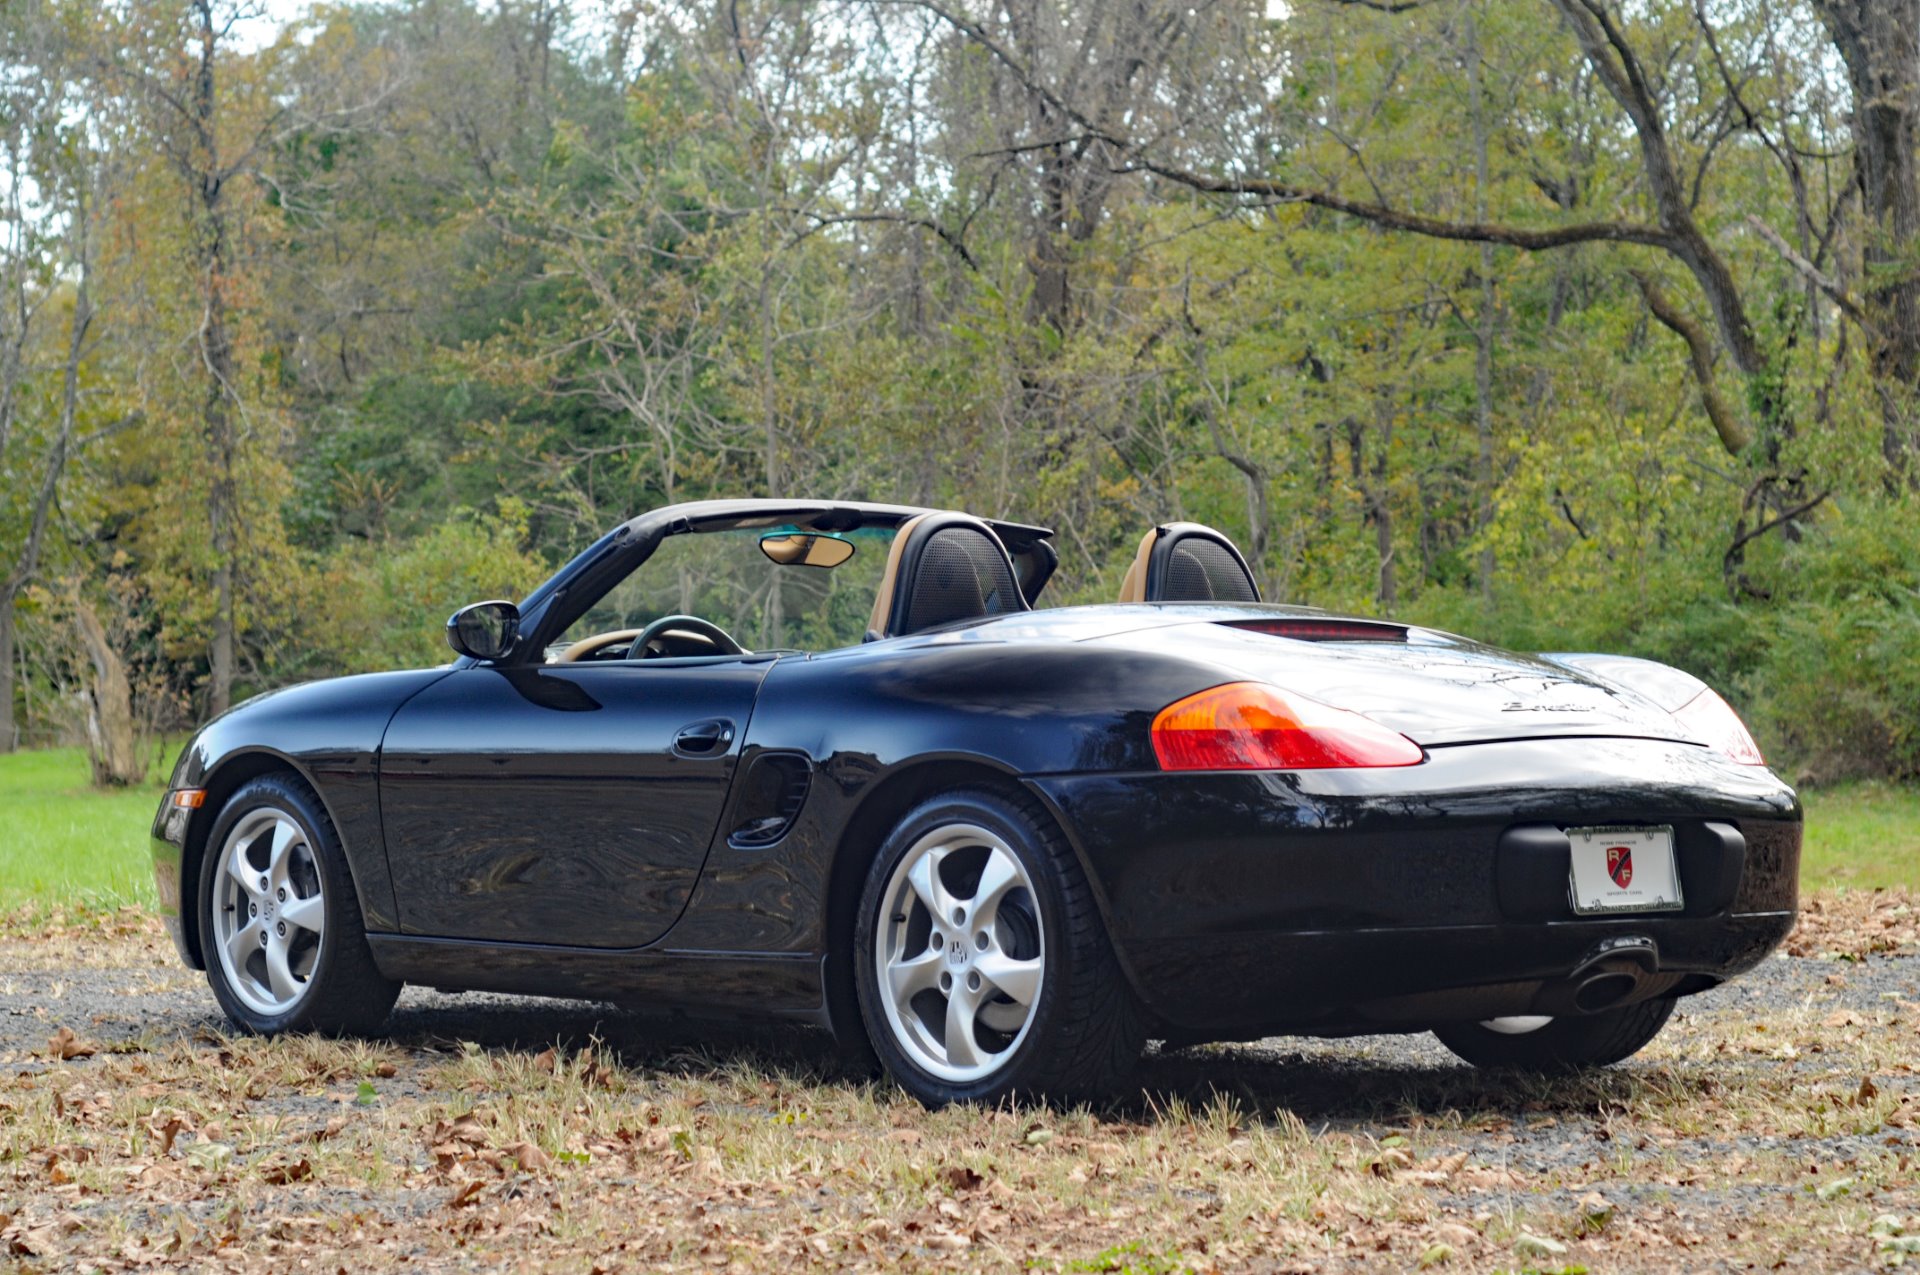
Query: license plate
[[1566, 824, 1683, 916]]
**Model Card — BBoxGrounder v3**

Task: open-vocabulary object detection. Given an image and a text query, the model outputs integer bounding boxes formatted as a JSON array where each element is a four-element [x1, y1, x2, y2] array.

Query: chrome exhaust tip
[[1536, 935, 1660, 1016]]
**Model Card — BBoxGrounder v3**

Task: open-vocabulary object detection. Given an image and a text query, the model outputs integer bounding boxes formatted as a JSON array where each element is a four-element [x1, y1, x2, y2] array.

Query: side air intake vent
[[1223, 618, 1409, 642], [728, 752, 813, 848]]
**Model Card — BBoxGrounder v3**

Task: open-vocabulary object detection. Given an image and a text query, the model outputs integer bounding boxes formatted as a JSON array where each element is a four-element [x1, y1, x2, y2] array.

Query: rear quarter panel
[[661, 637, 1226, 953]]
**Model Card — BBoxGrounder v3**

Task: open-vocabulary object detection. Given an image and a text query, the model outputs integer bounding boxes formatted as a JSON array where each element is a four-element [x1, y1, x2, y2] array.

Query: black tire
[[198, 773, 400, 1036], [1432, 997, 1677, 1072], [852, 787, 1142, 1107]]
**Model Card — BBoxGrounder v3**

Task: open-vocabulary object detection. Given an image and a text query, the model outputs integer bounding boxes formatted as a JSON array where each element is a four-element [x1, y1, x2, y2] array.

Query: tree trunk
[[190, 0, 238, 716], [73, 597, 143, 787], [0, 605, 15, 753], [0, 185, 93, 751], [1467, 5, 1497, 601], [1816, 0, 1920, 478]]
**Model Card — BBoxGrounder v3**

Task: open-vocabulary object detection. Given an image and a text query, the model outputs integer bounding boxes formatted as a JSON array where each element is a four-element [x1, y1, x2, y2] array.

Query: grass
[[1801, 780, 1920, 891], [0, 747, 1914, 909], [0, 745, 174, 910]]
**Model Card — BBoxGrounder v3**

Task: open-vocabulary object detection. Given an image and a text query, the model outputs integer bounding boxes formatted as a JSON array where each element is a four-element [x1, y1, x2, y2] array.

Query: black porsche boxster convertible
[[151, 499, 1800, 1105]]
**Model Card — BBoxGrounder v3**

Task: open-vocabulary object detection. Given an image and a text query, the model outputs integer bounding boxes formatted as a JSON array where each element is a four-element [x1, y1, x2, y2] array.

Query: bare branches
[[1118, 158, 1674, 250], [785, 210, 978, 270], [1745, 214, 1871, 329]]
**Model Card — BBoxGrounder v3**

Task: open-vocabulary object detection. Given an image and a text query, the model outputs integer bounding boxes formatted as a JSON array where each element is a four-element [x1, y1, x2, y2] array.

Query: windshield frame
[[490, 500, 1056, 668]]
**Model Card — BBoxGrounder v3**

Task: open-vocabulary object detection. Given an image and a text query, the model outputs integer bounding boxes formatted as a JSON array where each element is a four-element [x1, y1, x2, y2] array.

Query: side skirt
[[366, 935, 829, 1027]]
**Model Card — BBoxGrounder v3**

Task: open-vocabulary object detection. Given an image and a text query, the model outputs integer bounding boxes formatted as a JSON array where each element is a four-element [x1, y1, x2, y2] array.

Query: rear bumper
[[1029, 736, 1801, 1035]]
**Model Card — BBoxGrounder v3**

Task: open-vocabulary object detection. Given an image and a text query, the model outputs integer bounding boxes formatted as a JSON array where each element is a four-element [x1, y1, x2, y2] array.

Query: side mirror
[[446, 600, 521, 661]]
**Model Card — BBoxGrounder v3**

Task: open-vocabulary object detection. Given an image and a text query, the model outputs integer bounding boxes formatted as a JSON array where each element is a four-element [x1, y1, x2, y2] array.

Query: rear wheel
[[199, 774, 400, 1036], [1433, 998, 1676, 1072], [853, 788, 1141, 1107]]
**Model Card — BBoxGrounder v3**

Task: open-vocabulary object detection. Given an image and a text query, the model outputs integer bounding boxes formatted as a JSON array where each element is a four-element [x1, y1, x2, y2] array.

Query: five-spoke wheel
[[854, 788, 1141, 1107], [199, 774, 400, 1035], [210, 810, 327, 1015], [874, 823, 1046, 1083]]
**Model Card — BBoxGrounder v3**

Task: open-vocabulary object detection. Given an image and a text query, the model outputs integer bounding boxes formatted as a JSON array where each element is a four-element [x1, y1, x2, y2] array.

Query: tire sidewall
[[1434, 997, 1676, 1071], [853, 790, 1072, 1106], [198, 776, 350, 1034]]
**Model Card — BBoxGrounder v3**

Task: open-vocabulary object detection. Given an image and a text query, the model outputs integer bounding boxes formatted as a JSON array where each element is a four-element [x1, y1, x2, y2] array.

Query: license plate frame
[[1566, 824, 1683, 916]]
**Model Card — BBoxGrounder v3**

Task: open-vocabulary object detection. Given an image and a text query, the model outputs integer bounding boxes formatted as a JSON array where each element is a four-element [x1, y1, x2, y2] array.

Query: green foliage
[[1739, 499, 1920, 780], [1, 0, 1917, 787], [294, 501, 549, 678]]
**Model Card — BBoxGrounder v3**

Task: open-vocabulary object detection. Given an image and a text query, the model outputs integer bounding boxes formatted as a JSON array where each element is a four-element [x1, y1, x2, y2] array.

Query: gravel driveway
[[3, 909, 1916, 1271]]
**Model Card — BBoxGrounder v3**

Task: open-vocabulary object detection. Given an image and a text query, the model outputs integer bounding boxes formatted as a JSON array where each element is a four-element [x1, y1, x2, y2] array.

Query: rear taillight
[[1151, 682, 1425, 771], [1672, 688, 1765, 765]]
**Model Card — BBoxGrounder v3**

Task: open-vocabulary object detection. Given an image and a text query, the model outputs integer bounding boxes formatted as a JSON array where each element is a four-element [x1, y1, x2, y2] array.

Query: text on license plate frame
[[1566, 824, 1683, 916]]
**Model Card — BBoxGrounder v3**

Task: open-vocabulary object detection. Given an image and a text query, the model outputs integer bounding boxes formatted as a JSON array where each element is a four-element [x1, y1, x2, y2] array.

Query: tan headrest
[[1116, 526, 1161, 603], [866, 513, 930, 638]]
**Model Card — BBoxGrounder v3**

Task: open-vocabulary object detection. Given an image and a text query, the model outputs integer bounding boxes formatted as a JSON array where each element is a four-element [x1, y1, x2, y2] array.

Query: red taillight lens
[[1672, 688, 1765, 765], [1151, 682, 1425, 771]]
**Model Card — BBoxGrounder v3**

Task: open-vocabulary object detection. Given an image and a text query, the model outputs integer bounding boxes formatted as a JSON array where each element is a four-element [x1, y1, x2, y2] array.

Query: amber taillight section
[[1151, 682, 1425, 771], [1672, 687, 1766, 765]]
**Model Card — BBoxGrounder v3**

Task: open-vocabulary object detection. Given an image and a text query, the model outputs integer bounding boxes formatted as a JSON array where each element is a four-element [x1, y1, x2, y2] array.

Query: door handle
[[672, 718, 735, 758]]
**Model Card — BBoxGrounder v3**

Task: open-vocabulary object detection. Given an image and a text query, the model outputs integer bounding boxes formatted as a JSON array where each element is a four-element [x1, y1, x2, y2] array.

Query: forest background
[[3, 0, 1917, 786]]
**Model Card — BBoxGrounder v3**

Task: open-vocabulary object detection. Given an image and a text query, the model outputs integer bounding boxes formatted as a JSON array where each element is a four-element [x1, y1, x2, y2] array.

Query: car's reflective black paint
[[153, 499, 1801, 1044]]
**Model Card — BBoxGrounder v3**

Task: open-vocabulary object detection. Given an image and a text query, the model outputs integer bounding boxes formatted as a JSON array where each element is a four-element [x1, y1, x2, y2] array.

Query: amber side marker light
[[1671, 687, 1766, 765], [170, 789, 207, 810], [1151, 682, 1425, 771]]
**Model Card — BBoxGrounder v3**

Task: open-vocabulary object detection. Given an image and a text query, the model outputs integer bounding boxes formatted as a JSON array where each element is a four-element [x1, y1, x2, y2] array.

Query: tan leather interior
[[1116, 526, 1161, 603], [865, 513, 930, 638], [553, 628, 645, 662]]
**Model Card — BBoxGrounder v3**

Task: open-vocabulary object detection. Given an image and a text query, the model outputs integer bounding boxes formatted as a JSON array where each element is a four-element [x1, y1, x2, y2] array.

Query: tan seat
[[866, 513, 1029, 640], [1118, 522, 1261, 603], [866, 513, 930, 640]]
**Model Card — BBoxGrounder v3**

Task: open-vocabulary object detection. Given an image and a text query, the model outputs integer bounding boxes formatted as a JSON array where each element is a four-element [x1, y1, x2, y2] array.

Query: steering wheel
[[633, 614, 744, 658], [557, 614, 747, 663]]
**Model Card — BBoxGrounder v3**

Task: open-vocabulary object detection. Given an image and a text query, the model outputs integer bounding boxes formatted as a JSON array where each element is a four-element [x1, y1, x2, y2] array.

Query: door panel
[[378, 661, 769, 947]]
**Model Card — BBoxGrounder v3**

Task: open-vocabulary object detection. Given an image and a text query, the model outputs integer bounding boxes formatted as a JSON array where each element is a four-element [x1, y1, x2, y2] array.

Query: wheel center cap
[[947, 937, 968, 967]]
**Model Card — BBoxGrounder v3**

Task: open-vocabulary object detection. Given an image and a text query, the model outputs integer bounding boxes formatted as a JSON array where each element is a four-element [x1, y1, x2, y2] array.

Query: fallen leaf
[[428, 1113, 489, 1148], [260, 1158, 312, 1185], [1857, 1076, 1880, 1106], [148, 1114, 188, 1157], [44, 1028, 94, 1061], [938, 1164, 983, 1192], [447, 1178, 487, 1208], [503, 1141, 550, 1172], [1418, 1241, 1455, 1267]]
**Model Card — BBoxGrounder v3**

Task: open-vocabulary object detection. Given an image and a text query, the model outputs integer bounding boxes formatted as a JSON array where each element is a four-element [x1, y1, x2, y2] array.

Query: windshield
[[554, 525, 892, 657]]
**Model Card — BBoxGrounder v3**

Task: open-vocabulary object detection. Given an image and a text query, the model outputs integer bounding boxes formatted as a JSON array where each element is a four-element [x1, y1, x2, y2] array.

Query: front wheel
[[853, 788, 1141, 1107], [199, 774, 400, 1036], [1432, 998, 1676, 1072]]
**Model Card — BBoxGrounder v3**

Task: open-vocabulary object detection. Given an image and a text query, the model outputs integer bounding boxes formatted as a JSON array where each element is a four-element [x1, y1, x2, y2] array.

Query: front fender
[[150, 668, 454, 966]]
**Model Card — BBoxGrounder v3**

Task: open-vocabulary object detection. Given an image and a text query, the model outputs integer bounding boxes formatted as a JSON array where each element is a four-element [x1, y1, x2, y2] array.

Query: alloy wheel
[[210, 809, 326, 1017], [873, 822, 1046, 1083]]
